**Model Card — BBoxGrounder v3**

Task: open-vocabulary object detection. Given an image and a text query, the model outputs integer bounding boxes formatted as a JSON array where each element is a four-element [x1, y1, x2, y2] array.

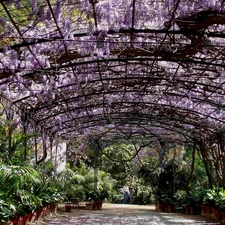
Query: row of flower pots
[[86, 200, 103, 210], [156, 203, 174, 213], [0, 164, 113, 224], [201, 204, 225, 224], [156, 203, 201, 215], [2, 204, 58, 225]]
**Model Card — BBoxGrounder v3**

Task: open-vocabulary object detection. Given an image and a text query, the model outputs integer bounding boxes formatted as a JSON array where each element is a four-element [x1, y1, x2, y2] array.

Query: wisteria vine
[[0, 0, 224, 144]]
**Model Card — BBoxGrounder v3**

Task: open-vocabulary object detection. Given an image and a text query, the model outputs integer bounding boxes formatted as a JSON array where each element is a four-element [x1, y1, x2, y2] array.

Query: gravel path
[[42, 203, 220, 225]]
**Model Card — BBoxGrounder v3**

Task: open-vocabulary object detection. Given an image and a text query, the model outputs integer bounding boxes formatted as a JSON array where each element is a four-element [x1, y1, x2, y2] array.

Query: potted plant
[[85, 188, 108, 210], [212, 187, 225, 222], [84, 171, 114, 210], [66, 185, 85, 207], [184, 192, 201, 215], [217, 190, 225, 221], [203, 187, 221, 219], [155, 191, 167, 212], [93, 190, 109, 210], [85, 198, 93, 210], [64, 202, 72, 212], [63, 189, 74, 212], [156, 193, 175, 213], [63, 184, 84, 211], [202, 193, 213, 217], [0, 165, 42, 223], [0, 198, 17, 225], [166, 195, 175, 213]]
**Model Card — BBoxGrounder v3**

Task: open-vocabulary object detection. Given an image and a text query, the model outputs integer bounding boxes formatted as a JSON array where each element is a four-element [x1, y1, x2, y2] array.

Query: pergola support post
[[198, 140, 216, 189], [217, 131, 225, 188], [89, 139, 102, 192]]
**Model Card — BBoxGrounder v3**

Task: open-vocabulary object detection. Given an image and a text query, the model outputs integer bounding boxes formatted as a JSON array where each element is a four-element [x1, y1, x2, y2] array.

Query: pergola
[[0, 0, 225, 149]]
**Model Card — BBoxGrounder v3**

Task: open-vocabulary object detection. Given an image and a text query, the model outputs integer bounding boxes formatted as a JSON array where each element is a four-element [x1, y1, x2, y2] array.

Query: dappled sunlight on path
[[42, 203, 219, 225]]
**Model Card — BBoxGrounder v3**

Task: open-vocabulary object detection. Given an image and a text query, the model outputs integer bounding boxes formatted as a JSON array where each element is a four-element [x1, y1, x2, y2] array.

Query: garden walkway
[[43, 203, 220, 225]]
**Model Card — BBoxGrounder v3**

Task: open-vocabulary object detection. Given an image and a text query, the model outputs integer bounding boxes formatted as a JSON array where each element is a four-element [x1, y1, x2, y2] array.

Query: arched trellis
[[0, 0, 224, 151]]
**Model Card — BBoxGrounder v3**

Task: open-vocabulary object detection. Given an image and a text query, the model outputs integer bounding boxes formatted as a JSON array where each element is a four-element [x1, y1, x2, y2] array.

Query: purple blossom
[[31, 0, 37, 13]]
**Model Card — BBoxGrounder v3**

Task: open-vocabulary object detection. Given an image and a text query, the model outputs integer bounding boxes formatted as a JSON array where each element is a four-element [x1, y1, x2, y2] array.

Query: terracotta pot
[[95, 200, 103, 210], [184, 204, 190, 215], [27, 212, 36, 224], [201, 204, 207, 214], [206, 205, 213, 214], [189, 206, 198, 215], [34, 208, 44, 221], [156, 203, 164, 212], [167, 204, 174, 213], [217, 209, 223, 221], [65, 203, 72, 212], [86, 203, 93, 210], [50, 204, 57, 212], [20, 214, 30, 225], [11, 217, 20, 225], [213, 208, 223, 221], [221, 211, 225, 219]]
